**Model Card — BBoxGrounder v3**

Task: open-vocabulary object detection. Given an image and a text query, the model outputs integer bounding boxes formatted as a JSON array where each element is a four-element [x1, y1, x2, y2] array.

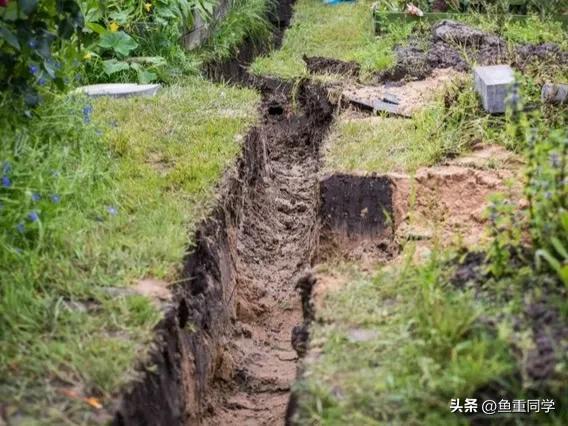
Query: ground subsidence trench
[[112, 75, 334, 424], [205, 84, 335, 424]]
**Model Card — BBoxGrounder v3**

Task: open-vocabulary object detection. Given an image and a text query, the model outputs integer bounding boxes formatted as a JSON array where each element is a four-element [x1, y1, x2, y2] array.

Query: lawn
[[250, 0, 413, 79], [0, 78, 259, 423]]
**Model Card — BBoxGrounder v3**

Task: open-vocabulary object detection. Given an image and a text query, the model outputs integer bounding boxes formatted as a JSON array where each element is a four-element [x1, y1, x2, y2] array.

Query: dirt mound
[[391, 160, 522, 250], [514, 42, 568, 71], [433, 20, 495, 46], [303, 55, 361, 76], [377, 20, 567, 83]]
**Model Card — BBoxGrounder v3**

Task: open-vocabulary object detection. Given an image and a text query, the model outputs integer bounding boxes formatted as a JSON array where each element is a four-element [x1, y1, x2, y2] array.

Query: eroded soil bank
[[205, 83, 333, 425], [112, 78, 333, 425]]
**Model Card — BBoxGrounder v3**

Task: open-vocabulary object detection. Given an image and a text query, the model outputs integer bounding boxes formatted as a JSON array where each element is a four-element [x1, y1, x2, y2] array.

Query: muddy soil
[[112, 82, 333, 426], [202, 84, 333, 425], [303, 55, 361, 77], [377, 20, 568, 83]]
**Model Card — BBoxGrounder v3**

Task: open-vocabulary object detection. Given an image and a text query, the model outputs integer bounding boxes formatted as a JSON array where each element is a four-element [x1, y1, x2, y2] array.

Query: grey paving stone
[[474, 65, 515, 114]]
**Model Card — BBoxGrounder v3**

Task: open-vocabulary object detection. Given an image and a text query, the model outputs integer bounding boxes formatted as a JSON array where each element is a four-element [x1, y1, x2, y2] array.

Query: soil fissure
[[112, 80, 334, 425], [205, 84, 334, 425]]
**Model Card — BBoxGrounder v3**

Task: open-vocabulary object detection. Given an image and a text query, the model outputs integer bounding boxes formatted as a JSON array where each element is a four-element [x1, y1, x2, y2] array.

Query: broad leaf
[[85, 22, 107, 35], [137, 70, 157, 84], [102, 59, 130, 75], [0, 26, 20, 50], [98, 31, 138, 57]]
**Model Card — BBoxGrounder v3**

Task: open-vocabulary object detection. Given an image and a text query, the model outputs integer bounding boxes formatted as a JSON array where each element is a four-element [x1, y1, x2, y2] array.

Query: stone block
[[474, 65, 515, 114]]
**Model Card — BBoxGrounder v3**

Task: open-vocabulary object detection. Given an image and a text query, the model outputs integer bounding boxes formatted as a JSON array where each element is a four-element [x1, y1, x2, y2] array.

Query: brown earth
[[342, 67, 465, 116], [377, 20, 568, 83], [314, 144, 523, 271], [202, 85, 334, 425], [390, 145, 523, 263], [303, 55, 361, 77]]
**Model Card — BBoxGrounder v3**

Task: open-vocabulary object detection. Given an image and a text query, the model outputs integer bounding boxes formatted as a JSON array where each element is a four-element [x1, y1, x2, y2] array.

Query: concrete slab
[[343, 93, 410, 118], [474, 65, 515, 114], [75, 83, 161, 98], [382, 92, 401, 105]]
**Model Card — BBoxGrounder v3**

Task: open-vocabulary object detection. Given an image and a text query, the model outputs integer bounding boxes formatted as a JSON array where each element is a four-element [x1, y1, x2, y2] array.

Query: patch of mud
[[377, 20, 568, 83], [523, 300, 568, 384], [303, 55, 360, 77], [513, 42, 568, 73], [343, 67, 464, 116]]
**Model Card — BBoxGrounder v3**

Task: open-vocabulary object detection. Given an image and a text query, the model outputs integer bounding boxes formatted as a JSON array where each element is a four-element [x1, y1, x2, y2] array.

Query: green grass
[[197, 0, 275, 64], [465, 14, 568, 48], [295, 250, 568, 425], [250, 0, 413, 80], [322, 112, 453, 174], [0, 78, 259, 423], [324, 81, 491, 174]]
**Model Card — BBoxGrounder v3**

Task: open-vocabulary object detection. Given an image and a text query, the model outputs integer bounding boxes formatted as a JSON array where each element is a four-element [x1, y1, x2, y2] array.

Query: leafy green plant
[[536, 231, 568, 287], [527, 129, 568, 286], [80, 0, 219, 84], [0, 0, 84, 112], [98, 29, 138, 56], [485, 190, 524, 278]]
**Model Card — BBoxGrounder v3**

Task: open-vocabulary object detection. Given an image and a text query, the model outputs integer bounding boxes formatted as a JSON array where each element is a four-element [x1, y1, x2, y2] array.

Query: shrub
[[0, 0, 84, 113], [80, 0, 218, 83]]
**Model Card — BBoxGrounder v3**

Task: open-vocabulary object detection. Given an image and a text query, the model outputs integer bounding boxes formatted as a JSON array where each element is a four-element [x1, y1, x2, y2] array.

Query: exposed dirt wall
[[112, 80, 334, 425]]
